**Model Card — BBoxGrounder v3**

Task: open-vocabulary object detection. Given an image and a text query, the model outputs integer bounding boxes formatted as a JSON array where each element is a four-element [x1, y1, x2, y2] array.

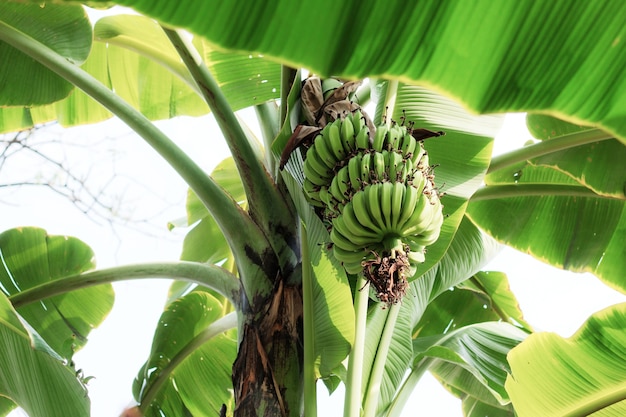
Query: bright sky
[[2, 111, 624, 417]]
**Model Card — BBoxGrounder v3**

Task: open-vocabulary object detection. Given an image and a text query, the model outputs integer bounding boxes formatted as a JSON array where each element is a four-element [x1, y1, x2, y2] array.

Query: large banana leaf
[[506, 302, 626, 417], [0, 227, 114, 360], [73, 0, 626, 144], [0, 293, 90, 417], [133, 291, 237, 416], [0, 11, 280, 132], [0, 2, 91, 106], [467, 114, 626, 291], [416, 323, 527, 417]]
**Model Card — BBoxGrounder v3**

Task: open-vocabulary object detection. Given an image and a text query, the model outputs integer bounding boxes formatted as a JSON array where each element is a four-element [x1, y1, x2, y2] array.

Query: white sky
[[2, 112, 624, 417]]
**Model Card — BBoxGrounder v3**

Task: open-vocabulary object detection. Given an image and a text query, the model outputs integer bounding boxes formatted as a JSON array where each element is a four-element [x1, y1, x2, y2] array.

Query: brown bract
[[362, 250, 410, 306]]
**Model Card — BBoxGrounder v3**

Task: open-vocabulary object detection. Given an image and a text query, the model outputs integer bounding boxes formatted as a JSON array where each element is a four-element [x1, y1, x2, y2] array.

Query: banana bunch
[[302, 110, 444, 304]]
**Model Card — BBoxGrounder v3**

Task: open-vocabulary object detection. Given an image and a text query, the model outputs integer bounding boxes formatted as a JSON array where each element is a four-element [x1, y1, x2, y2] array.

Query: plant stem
[[344, 275, 370, 417], [255, 102, 280, 177], [470, 184, 621, 202], [301, 224, 318, 417], [8, 262, 240, 309], [363, 302, 401, 417], [139, 312, 238, 413], [163, 28, 298, 275], [488, 129, 612, 174], [280, 66, 298, 125], [384, 358, 434, 417], [0, 19, 274, 301]]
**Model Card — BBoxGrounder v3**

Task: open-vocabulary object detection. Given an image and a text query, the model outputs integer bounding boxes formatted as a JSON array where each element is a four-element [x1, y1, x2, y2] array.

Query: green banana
[[379, 181, 394, 231], [372, 152, 386, 182], [341, 201, 383, 239], [331, 219, 379, 248], [330, 226, 364, 252], [390, 181, 406, 230], [329, 169, 347, 205], [386, 151, 404, 183], [347, 153, 363, 191], [303, 179, 322, 204], [313, 134, 337, 170], [332, 245, 369, 274], [337, 165, 351, 200], [366, 183, 385, 231], [355, 125, 370, 150], [372, 125, 387, 152], [352, 110, 366, 134], [400, 132, 417, 157], [400, 195, 440, 236], [304, 146, 331, 180], [386, 125, 402, 150], [360, 152, 372, 185], [328, 120, 346, 160], [303, 159, 328, 187], [351, 190, 384, 235], [341, 115, 356, 154], [395, 183, 418, 228]]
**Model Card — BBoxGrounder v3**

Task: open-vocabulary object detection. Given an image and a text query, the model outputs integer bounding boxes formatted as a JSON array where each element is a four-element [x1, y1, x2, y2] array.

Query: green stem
[[384, 358, 434, 417], [8, 262, 240, 309], [0, 19, 273, 301], [470, 184, 621, 202], [280, 66, 298, 125], [163, 28, 298, 276], [488, 129, 612, 174], [363, 303, 401, 417], [255, 102, 280, 177], [344, 275, 370, 417], [139, 312, 238, 413], [301, 224, 317, 417]]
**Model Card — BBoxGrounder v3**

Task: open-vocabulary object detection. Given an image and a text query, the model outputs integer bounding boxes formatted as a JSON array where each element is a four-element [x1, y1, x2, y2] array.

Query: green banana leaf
[[525, 115, 626, 198], [457, 271, 533, 331], [0, 12, 280, 132], [74, 0, 626, 144], [0, 293, 90, 417], [407, 278, 529, 416], [526, 114, 592, 140], [383, 321, 526, 417], [467, 115, 626, 292], [133, 291, 237, 416], [506, 302, 626, 417], [0, 2, 91, 106], [0, 227, 114, 360], [424, 322, 526, 416]]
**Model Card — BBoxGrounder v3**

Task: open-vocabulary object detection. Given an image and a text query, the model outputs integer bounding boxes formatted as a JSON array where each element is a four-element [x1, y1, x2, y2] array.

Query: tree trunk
[[232, 276, 303, 417]]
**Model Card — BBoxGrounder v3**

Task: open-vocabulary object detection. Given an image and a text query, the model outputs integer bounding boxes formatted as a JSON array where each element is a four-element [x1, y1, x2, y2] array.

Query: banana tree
[[0, 1, 625, 417]]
